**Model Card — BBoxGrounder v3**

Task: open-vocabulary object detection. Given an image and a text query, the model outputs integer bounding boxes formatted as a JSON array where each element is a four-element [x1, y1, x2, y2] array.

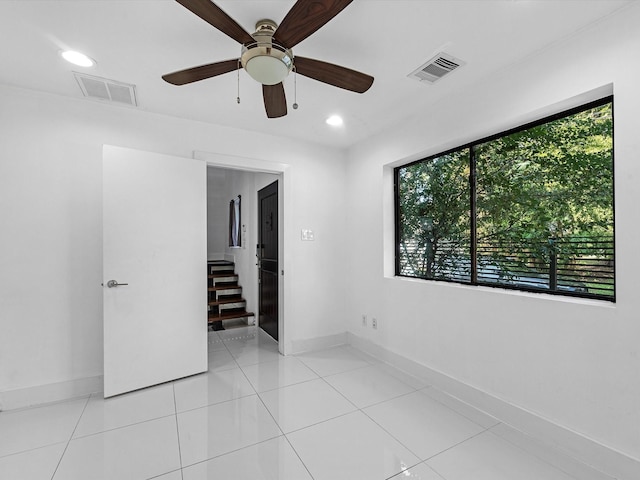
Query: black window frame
[[394, 96, 615, 302]]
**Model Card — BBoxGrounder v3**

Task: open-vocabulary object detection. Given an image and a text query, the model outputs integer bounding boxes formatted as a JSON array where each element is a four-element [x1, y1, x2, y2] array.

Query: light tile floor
[[0, 325, 615, 480]]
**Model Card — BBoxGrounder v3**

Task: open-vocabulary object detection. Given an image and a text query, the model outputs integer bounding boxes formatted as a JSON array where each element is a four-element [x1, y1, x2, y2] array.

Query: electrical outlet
[[361, 314, 367, 327], [372, 318, 378, 329]]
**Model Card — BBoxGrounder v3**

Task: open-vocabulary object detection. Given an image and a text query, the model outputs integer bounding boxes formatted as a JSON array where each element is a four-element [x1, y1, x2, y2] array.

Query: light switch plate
[[301, 229, 315, 241]]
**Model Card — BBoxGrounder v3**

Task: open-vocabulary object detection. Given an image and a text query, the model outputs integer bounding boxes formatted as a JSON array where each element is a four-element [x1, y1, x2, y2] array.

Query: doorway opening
[[206, 166, 282, 345]]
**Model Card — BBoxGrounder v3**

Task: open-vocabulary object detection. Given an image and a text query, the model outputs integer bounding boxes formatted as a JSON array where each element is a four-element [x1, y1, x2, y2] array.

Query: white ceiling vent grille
[[408, 52, 465, 84], [74, 72, 138, 106]]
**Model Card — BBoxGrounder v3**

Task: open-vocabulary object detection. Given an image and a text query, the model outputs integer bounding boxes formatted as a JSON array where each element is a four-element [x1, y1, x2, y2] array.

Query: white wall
[[0, 85, 347, 400], [346, 2, 640, 464], [206, 167, 233, 257]]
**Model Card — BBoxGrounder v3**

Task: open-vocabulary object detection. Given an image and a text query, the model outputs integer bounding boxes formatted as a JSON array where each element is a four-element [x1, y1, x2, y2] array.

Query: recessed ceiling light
[[61, 50, 95, 67], [326, 115, 343, 127]]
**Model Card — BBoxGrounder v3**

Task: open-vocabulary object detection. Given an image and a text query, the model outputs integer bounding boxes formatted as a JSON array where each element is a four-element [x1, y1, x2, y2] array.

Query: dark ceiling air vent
[[73, 72, 138, 106], [408, 52, 465, 84]]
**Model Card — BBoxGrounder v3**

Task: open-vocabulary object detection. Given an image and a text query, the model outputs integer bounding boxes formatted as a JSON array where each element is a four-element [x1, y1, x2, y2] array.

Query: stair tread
[[208, 310, 255, 322], [209, 297, 245, 306], [208, 285, 242, 291], [208, 274, 238, 279]]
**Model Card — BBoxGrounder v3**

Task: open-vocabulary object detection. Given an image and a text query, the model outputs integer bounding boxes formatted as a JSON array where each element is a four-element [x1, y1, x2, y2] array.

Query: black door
[[258, 181, 278, 341]]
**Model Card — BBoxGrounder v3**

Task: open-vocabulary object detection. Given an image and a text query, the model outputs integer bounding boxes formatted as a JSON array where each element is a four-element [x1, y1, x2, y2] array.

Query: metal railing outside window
[[398, 236, 614, 300]]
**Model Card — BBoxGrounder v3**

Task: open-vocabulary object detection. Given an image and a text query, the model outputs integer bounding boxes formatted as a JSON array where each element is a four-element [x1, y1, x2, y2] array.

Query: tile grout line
[[418, 385, 500, 429], [146, 468, 183, 480], [361, 387, 420, 410], [0, 441, 68, 463], [69, 411, 179, 440], [342, 345, 527, 477], [194, 330, 289, 469], [289, 357, 323, 378], [282, 432, 317, 480], [0, 394, 93, 415], [171, 383, 184, 480], [243, 348, 378, 431], [274, 357, 421, 478], [485, 423, 609, 480], [317, 361, 424, 411], [278, 362, 443, 480], [382, 460, 434, 480], [410, 383, 610, 479], [423, 427, 492, 463], [177, 434, 282, 471], [174, 392, 258, 416], [318, 375, 360, 410], [358, 400, 427, 466], [210, 334, 394, 478], [250, 371, 314, 480], [220, 329, 246, 371], [233, 340, 317, 480], [355, 385, 494, 478], [49, 394, 91, 480], [294, 356, 373, 379], [423, 460, 452, 480], [251, 374, 321, 395], [252, 383, 317, 480], [282, 408, 368, 436], [198, 337, 296, 472]]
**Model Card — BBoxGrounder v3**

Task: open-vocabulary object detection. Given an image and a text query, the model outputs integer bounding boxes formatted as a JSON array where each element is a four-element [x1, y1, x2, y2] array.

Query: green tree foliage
[[398, 150, 470, 279], [476, 103, 613, 249]]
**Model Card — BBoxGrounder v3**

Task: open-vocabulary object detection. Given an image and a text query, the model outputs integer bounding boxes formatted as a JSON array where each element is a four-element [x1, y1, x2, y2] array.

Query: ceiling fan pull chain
[[236, 60, 241, 104], [292, 66, 299, 110]]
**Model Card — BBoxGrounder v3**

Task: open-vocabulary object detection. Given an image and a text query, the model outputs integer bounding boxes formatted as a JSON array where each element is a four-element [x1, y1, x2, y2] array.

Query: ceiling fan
[[162, 0, 374, 118]]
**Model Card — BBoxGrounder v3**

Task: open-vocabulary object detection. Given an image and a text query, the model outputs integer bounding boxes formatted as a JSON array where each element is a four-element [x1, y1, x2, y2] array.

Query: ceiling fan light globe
[[241, 35, 293, 86], [245, 56, 290, 85]]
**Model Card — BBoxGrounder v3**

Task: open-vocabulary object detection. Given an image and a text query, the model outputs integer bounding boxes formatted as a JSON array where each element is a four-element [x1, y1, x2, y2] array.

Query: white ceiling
[[0, 0, 632, 149]]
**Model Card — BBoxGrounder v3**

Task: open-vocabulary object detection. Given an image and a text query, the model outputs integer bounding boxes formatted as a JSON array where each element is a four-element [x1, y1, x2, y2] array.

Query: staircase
[[207, 260, 255, 329]]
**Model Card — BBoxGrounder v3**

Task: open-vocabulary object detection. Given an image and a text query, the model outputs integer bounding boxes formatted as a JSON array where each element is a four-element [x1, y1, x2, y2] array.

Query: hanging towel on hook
[[229, 195, 241, 247]]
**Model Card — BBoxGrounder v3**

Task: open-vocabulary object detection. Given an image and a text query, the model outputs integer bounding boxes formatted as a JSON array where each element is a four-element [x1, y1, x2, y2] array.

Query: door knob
[[105, 280, 128, 288]]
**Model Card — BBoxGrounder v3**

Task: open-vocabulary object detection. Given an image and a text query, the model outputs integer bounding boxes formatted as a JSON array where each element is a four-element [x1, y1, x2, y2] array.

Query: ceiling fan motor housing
[[240, 19, 293, 85]]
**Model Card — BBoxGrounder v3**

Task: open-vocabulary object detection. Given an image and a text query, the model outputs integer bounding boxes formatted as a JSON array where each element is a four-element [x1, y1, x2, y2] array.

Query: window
[[395, 97, 615, 301]]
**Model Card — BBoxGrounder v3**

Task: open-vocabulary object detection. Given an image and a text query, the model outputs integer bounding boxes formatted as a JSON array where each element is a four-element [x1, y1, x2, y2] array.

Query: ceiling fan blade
[[176, 0, 254, 45], [294, 56, 373, 93], [263, 83, 287, 118], [162, 59, 240, 85], [274, 0, 353, 48]]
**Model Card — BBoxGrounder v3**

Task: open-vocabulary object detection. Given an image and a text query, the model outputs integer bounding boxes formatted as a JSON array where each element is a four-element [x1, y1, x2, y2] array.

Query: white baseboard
[[347, 332, 640, 480], [290, 332, 348, 355], [0, 376, 103, 411]]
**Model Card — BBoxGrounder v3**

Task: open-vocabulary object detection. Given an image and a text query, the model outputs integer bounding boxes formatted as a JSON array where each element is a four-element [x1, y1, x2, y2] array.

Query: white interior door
[[103, 145, 207, 397]]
